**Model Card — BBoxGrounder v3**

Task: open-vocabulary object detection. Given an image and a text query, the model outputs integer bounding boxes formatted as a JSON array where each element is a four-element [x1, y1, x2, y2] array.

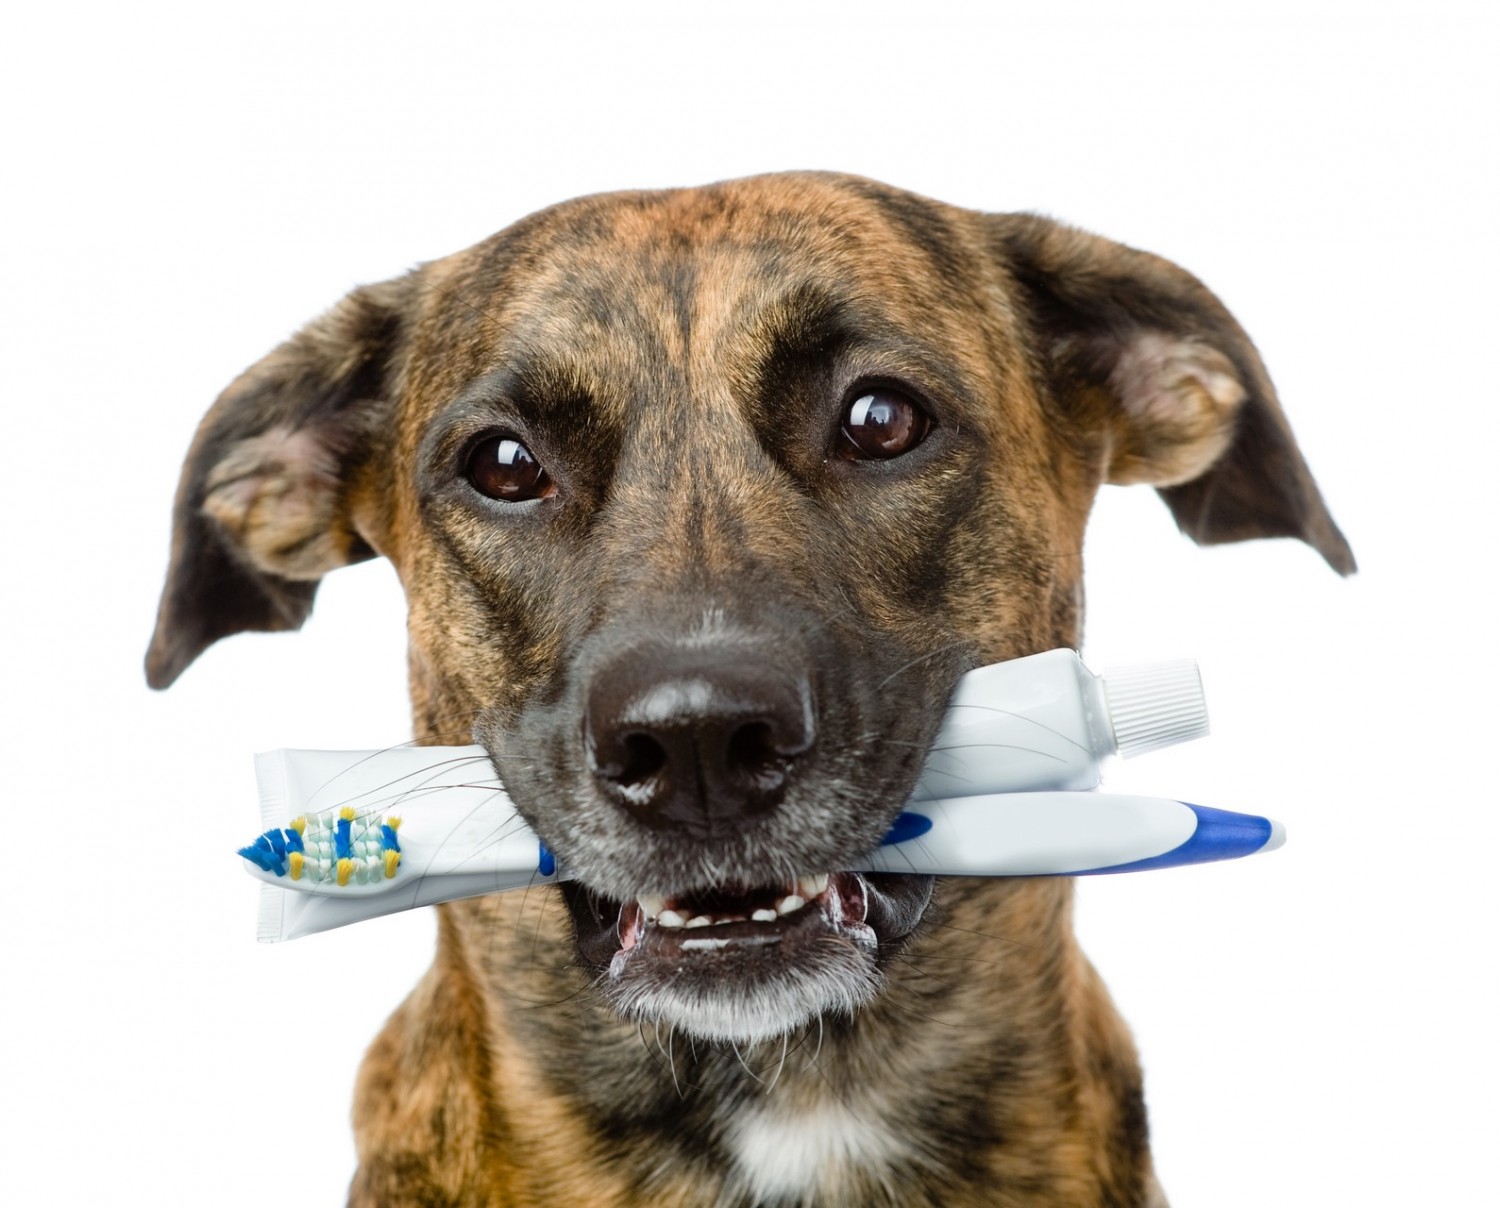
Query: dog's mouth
[[621, 871, 868, 959], [561, 870, 933, 1044]]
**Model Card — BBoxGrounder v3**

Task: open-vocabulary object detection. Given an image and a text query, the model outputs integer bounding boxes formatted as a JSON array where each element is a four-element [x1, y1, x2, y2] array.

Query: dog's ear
[[987, 213, 1354, 574], [145, 275, 415, 689]]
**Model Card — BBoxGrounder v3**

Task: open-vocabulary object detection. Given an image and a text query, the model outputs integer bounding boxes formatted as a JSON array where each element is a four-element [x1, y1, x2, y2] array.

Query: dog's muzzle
[[530, 636, 936, 1044]]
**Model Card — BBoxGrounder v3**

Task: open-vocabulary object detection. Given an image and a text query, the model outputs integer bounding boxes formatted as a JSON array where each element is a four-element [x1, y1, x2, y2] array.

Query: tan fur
[[149, 173, 1352, 1206]]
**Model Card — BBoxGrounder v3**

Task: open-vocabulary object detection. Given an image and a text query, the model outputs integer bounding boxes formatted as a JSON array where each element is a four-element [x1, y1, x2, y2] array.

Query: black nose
[[584, 646, 816, 836]]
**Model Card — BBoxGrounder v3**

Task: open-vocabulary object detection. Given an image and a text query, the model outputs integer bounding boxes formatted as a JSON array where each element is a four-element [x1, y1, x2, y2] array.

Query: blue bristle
[[335, 817, 353, 859], [283, 828, 304, 853], [537, 843, 556, 878], [380, 824, 401, 853], [254, 834, 275, 854], [268, 829, 286, 857], [237, 843, 286, 876]]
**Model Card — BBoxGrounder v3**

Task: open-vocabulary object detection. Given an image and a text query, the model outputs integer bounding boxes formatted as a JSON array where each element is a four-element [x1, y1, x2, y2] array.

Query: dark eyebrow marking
[[744, 281, 857, 362], [834, 178, 971, 286], [742, 281, 973, 408], [452, 353, 597, 431], [733, 283, 856, 423]]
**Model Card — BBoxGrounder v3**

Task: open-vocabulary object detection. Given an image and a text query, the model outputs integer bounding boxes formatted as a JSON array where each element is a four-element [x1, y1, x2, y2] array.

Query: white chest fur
[[730, 1100, 906, 1200]]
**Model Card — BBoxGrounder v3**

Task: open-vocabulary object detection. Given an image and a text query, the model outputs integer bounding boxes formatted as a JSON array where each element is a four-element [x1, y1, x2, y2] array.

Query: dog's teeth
[[685, 915, 712, 928], [797, 873, 829, 899], [636, 894, 666, 920], [750, 908, 778, 922], [775, 894, 806, 916], [657, 909, 687, 929]]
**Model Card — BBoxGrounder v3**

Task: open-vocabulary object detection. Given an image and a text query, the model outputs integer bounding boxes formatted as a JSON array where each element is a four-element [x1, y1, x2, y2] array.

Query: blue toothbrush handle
[[864, 793, 1283, 877]]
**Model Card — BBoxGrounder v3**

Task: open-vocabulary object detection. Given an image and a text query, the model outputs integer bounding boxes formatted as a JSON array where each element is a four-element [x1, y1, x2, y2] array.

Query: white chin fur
[[612, 963, 883, 1045]]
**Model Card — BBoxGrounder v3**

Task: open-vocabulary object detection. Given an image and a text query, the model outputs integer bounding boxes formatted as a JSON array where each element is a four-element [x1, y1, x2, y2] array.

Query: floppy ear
[[987, 213, 1355, 575], [145, 275, 415, 689]]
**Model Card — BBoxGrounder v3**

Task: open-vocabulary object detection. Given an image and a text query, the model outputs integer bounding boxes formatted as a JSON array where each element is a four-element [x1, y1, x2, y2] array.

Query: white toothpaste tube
[[917, 648, 1206, 795], [242, 650, 1226, 942]]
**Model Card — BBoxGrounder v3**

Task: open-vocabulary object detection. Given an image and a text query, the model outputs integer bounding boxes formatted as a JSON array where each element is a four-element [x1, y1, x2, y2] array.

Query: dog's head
[[148, 173, 1350, 1045]]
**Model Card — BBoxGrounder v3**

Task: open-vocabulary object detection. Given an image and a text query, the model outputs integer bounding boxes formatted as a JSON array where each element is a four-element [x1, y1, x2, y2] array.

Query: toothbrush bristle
[[238, 831, 288, 876], [240, 808, 406, 887]]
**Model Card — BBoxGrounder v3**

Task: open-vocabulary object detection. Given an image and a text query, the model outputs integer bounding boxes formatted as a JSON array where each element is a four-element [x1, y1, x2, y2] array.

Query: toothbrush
[[242, 759, 1284, 941], [241, 790, 1284, 898]]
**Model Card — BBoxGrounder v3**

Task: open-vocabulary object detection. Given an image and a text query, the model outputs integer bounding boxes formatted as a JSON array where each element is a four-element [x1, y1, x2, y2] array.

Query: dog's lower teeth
[[685, 915, 712, 928], [751, 908, 778, 922], [775, 894, 805, 916], [636, 894, 666, 920], [657, 909, 687, 928]]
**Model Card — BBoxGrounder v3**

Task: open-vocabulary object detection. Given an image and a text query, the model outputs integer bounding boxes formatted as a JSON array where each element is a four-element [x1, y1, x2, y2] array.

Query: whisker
[[875, 640, 971, 692], [666, 1024, 685, 1099], [934, 705, 1090, 754], [730, 1040, 766, 1085], [922, 920, 1040, 953], [636, 1021, 673, 1079], [765, 1031, 791, 1094]]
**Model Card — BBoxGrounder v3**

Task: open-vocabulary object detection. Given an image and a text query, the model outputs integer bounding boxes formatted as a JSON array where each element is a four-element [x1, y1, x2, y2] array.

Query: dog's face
[[148, 173, 1351, 1048]]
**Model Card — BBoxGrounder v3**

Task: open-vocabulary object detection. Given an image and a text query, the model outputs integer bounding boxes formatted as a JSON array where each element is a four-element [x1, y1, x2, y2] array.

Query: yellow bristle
[[384, 850, 401, 879], [336, 858, 353, 887], [288, 817, 306, 835], [386, 816, 402, 831], [288, 851, 304, 881], [339, 806, 356, 822]]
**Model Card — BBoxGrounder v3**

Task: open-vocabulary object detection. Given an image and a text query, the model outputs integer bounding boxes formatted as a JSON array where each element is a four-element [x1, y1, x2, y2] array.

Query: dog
[[147, 172, 1352, 1207]]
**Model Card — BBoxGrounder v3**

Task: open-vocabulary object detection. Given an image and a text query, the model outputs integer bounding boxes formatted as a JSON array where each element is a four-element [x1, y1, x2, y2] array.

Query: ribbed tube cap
[[1100, 659, 1209, 758]]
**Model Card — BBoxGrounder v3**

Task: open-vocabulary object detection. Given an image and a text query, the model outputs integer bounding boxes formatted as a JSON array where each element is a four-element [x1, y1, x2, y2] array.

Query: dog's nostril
[[618, 732, 667, 787], [725, 721, 786, 789]]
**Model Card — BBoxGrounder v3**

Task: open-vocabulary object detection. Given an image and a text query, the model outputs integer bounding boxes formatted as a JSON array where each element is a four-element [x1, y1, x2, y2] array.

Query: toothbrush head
[[239, 807, 405, 896]]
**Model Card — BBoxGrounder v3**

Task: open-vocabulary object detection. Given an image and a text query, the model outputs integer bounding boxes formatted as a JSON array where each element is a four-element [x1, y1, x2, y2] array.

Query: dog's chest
[[728, 1098, 907, 1200]]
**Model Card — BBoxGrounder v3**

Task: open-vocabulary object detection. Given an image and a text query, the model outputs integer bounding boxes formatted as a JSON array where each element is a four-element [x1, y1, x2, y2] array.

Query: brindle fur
[[148, 173, 1351, 1207]]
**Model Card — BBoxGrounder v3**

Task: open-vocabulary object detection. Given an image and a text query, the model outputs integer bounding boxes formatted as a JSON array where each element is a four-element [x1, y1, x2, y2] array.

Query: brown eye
[[466, 436, 554, 502], [837, 389, 932, 460]]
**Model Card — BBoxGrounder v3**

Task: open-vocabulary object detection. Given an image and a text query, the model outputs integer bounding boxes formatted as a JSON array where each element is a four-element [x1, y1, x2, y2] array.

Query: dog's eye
[[837, 389, 932, 460], [466, 437, 555, 502]]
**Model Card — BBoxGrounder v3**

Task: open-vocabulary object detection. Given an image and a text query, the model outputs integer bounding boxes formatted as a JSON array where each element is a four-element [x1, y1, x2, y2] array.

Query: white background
[[3, 2, 1495, 1203]]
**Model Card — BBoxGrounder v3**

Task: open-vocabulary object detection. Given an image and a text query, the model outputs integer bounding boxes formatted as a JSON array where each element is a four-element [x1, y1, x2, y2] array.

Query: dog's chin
[[561, 873, 934, 1045]]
